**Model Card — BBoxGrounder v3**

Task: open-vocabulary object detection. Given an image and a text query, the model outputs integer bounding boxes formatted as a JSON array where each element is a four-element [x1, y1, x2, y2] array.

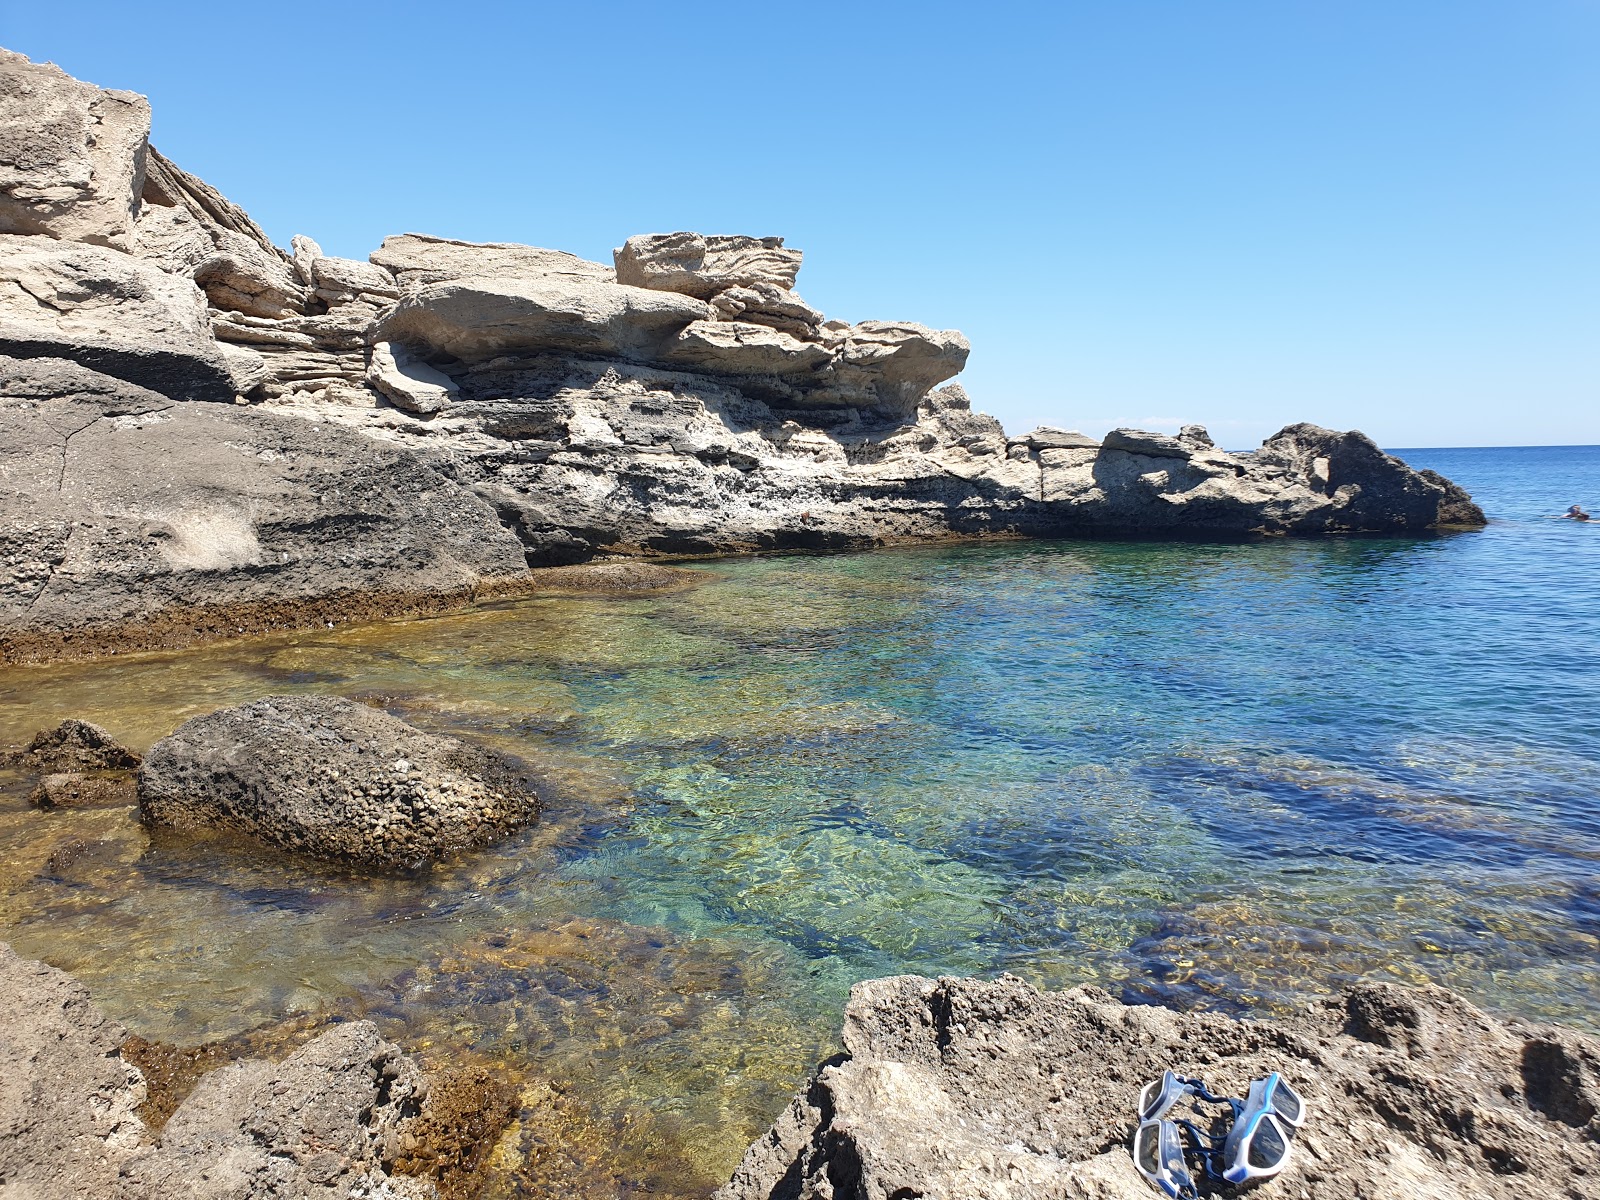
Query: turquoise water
[[1, 444, 1597, 1193]]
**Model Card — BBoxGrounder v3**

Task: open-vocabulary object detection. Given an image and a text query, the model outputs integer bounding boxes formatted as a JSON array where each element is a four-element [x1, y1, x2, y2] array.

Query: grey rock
[[1018, 425, 1100, 450], [0, 49, 149, 251], [1255, 422, 1488, 529], [0, 234, 243, 401], [614, 232, 801, 299], [0, 943, 147, 1200], [1101, 426, 1197, 458], [720, 973, 1600, 1200], [0, 356, 528, 645], [1, 717, 140, 770], [375, 273, 711, 362], [0, 943, 437, 1199], [124, 1022, 434, 1199], [138, 694, 541, 866], [366, 339, 458, 415], [370, 232, 612, 287]]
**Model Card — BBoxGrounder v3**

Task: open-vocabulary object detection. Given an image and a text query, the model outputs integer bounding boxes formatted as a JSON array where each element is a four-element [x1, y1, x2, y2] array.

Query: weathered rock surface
[[0, 356, 530, 650], [0, 49, 149, 251], [0, 943, 438, 1199], [138, 695, 541, 866], [375, 272, 713, 363], [0, 48, 1487, 660], [614, 232, 801, 298], [720, 973, 1600, 1200], [0, 942, 148, 1198], [1, 717, 140, 770], [0, 235, 246, 400], [122, 1021, 433, 1199]]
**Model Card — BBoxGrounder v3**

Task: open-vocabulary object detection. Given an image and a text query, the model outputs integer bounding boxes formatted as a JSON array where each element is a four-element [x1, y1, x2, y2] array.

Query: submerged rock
[[720, 973, 1600, 1200], [1, 717, 140, 770], [137, 695, 541, 866]]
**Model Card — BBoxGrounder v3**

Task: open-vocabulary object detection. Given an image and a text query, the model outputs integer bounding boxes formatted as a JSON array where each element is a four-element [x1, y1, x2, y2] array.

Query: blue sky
[[7, 2, 1597, 448]]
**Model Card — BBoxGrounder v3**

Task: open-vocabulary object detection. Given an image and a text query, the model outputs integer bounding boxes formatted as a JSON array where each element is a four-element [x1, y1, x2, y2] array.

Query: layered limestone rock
[[0, 47, 1487, 659], [721, 973, 1600, 1200], [138, 695, 542, 866], [0, 943, 438, 1199]]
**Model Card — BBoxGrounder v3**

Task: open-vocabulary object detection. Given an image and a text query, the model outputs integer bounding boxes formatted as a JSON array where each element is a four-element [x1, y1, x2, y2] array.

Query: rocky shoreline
[[4, 43, 1567, 1200], [4, 939, 1596, 1200], [1, 48, 1485, 665]]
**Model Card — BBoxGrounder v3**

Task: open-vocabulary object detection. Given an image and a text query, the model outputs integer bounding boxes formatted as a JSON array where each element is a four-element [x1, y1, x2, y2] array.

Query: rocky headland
[[0, 48, 1484, 664]]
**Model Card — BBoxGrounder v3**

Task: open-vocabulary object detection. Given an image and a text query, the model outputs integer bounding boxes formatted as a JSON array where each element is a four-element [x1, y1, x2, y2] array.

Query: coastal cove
[[2, 445, 1596, 1195]]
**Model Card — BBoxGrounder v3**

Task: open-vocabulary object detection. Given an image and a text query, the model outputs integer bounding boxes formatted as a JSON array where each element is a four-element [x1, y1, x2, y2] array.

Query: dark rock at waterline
[[1257, 423, 1488, 529], [1, 717, 141, 771], [719, 973, 1600, 1200], [0, 942, 440, 1199], [137, 695, 540, 866]]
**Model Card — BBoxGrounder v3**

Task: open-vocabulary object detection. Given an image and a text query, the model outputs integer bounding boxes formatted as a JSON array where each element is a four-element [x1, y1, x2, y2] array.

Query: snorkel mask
[[1130, 1070, 1308, 1195]]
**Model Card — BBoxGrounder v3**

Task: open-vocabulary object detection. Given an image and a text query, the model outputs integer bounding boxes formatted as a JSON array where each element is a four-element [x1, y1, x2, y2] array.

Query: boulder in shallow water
[[137, 695, 541, 866], [719, 973, 1600, 1200]]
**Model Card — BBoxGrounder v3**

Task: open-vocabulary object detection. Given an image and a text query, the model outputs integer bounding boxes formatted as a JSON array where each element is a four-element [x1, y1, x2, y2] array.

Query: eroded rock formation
[[720, 973, 1600, 1200], [0, 48, 1487, 661], [138, 695, 542, 866]]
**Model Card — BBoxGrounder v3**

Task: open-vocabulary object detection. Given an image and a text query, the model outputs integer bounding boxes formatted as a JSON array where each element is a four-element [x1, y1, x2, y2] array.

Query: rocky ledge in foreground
[[720, 974, 1600, 1200], [138, 695, 541, 867], [0, 48, 1487, 664], [0, 943, 446, 1199]]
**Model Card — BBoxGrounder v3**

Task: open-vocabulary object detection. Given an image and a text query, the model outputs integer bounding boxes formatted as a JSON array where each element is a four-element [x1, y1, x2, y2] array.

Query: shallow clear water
[[2, 444, 1598, 1194]]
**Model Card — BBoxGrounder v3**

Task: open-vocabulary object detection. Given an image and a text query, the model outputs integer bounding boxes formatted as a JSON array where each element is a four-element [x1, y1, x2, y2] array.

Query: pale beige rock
[[0, 49, 149, 251], [289, 233, 321, 285], [614, 232, 802, 299], [709, 282, 824, 337], [191, 228, 307, 319], [140, 146, 281, 262], [376, 273, 710, 362], [659, 319, 833, 377], [310, 252, 396, 300], [370, 232, 612, 287], [823, 320, 971, 411], [367, 339, 457, 414], [0, 943, 147, 1200], [0, 233, 241, 401]]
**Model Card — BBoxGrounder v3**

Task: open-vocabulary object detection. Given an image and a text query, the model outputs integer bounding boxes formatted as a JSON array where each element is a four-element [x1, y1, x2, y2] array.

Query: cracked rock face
[[138, 694, 542, 866], [0, 355, 529, 640], [719, 973, 1600, 1200]]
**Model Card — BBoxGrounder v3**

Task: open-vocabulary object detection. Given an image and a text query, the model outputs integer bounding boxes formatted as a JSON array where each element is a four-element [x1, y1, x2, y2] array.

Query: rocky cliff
[[0, 48, 1486, 661]]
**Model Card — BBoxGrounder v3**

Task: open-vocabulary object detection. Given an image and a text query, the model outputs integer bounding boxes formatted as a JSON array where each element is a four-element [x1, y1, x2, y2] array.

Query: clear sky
[[7, 2, 1597, 448]]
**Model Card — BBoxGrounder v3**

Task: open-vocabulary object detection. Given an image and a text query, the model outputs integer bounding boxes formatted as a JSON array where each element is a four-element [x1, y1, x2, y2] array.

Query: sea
[[1, 443, 1596, 1193]]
